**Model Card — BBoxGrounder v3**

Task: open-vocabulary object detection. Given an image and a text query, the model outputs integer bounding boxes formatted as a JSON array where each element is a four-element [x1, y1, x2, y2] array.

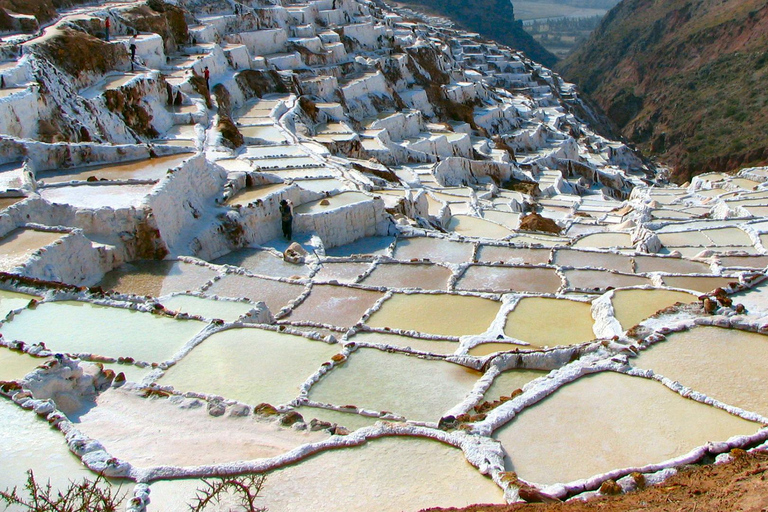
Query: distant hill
[[558, 0, 768, 183], [393, 0, 558, 68]]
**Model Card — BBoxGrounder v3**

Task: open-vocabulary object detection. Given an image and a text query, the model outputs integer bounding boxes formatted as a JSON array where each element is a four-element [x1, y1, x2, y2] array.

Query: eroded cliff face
[[558, 0, 768, 183]]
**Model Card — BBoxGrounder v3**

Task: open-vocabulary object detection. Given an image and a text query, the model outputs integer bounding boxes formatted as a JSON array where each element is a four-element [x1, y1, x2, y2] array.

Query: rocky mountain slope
[[391, 0, 558, 68], [558, 0, 768, 183]]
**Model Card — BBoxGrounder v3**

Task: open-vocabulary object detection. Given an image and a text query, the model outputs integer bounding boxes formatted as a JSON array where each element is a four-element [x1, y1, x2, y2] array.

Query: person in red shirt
[[104, 17, 110, 41], [203, 66, 210, 90]]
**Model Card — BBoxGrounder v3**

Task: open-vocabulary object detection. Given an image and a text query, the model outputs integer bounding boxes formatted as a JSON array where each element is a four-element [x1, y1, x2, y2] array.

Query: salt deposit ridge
[[0, 0, 767, 510]]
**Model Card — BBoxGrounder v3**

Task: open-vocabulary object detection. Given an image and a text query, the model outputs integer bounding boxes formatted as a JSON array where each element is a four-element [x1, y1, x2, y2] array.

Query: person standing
[[279, 199, 293, 240], [104, 16, 111, 41], [203, 66, 210, 90]]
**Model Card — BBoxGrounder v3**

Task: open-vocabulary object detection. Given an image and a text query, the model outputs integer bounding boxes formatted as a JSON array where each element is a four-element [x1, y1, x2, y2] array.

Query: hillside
[[391, 0, 558, 68], [558, 0, 768, 183]]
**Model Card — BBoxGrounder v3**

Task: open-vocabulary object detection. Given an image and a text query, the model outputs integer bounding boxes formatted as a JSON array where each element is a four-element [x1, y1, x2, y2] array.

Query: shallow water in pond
[[147, 436, 503, 512], [361, 263, 452, 290], [97, 260, 219, 297], [310, 348, 480, 421], [633, 255, 712, 274], [239, 124, 287, 143], [39, 183, 155, 209], [611, 288, 697, 330], [312, 262, 370, 283], [366, 293, 500, 337], [0, 289, 39, 318], [0, 399, 97, 493], [295, 178, 348, 193], [447, 215, 513, 239], [160, 327, 337, 406], [564, 269, 650, 291], [37, 154, 189, 184], [456, 265, 561, 294], [483, 369, 548, 400], [633, 326, 768, 418], [73, 388, 327, 468], [206, 274, 305, 313], [476, 246, 551, 265], [348, 330, 459, 355], [224, 183, 287, 205], [212, 248, 310, 278], [293, 405, 379, 430], [294, 191, 370, 214], [552, 249, 633, 273], [494, 372, 760, 485], [0, 347, 48, 381], [0, 228, 65, 272], [482, 210, 521, 229], [571, 232, 632, 249], [393, 237, 473, 264], [718, 255, 768, 268], [703, 227, 753, 246], [656, 230, 713, 247], [0, 301, 204, 363], [159, 294, 256, 322], [661, 275, 736, 294], [504, 297, 595, 347], [324, 236, 394, 257], [285, 284, 384, 328]]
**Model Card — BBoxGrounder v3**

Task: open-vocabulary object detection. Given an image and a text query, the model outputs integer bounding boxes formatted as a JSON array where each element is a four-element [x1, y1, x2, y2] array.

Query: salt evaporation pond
[[312, 261, 371, 283], [348, 330, 459, 355], [571, 232, 633, 249], [213, 248, 310, 278], [0, 289, 39, 317], [36, 154, 190, 183], [633, 326, 768, 418], [0, 399, 97, 492], [504, 297, 595, 347], [294, 191, 370, 214], [366, 293, 500, 337], [552, 248, 634, 273], [206, 273, 305, 313], [660, 275, 736, 294], [0, 228, 65, 271], [456, 265, 561, 294], [476, 245, 551, 265], [285, 284, 383, 328], [97, 260, 219, 297], [393, 236, 473, 264], [224, 183, 287, 205], [361, 262, 452, 290], [0, 301, 204, 363], [39, 183, 155, 208], [483, 369, 548, 400], [611, 288, 697, 330], [73, 388, 328, 468], [310, 348, 480, 421], [447, 214, 513, 239], [160, 327, 338, 406], [159, 294, 256, 322], [147, 437, 503, 512], [495, 372, 760, 485], [0, 347, 48, 381]]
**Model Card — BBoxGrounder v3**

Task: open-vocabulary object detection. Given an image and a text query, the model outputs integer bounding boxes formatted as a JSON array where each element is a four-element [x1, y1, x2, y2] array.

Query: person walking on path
[[279, 199, 293, 240], [104, 17, 111, 41], [203, 66, 210, 90], [129, 35, 137, 70]]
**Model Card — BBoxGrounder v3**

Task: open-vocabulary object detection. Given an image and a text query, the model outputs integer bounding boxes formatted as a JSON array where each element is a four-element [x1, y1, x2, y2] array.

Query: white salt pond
[[494, 372, 760, 485], [366, 293, 500, 337], [97, 260, 219, 297], [73, 388, 328, 468], [160, 327, 338, 406], [312, 261, 370, 283], [0, 289, 39, 318], [348, 330, 459, 355], [159, 294, 256, 322], [285, 284, 384, 328], [660, 275, 736, 294], [309, 347, 480, 420], [483, 369, 548, 400], [571, 232, 633, 249], [224, 183, 287, 205], [447, 214, 513, 239], [633, 326, 768, 418], [0, 301, 204, 363], [456, 265, 561, 294], [205, 273, 305, 313], [39, 183, 156, 209], [393, 237, 473, 264], [504, 297, 595, 347], [0, 346, 48, 381], [147, 436, 503, 512], [476, 245, 551, 265], [294, 191, 370, 214], [361, 262, 452, 290], [0, 228, 66, 272], [212, 248, 310, 278]]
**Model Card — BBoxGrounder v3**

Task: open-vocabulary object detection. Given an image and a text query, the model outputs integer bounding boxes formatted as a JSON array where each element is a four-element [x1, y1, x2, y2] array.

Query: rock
[[599, 478, 622, 495], [438, 415, 458, 430], [518, 484, 561, 503], [179, 398, 203, 410], [309, 418, 333, 431], [519, 212, 562, 234], [280, 410, 304, 426], [228, 403, 251, 417], [319, 199, 330, 205], [333, 425, 350, 435], [207, 401, 226, 417], [703, 297, 717, 314], [284, 242, 308, 264], [254, 402, 279, 415]]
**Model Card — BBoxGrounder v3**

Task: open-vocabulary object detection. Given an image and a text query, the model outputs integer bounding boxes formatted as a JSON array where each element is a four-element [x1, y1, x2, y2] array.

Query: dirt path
[[422, 450, 768, 512]]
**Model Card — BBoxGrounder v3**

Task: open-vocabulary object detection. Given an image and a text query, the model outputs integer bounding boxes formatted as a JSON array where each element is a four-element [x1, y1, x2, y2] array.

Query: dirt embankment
[[422, 449, 768, 512]]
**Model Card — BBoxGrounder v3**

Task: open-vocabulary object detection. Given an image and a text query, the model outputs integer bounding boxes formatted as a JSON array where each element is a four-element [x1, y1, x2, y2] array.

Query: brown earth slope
[[557, 0, 768, 183]]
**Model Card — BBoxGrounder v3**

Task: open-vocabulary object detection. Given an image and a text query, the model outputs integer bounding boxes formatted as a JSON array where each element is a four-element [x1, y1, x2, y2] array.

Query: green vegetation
[[394, 0, 557, 67], [558, 0, 768, 182]]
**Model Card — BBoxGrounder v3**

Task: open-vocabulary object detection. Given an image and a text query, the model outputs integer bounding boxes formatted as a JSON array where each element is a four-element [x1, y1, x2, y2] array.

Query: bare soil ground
[[422, 450, 768, 512]]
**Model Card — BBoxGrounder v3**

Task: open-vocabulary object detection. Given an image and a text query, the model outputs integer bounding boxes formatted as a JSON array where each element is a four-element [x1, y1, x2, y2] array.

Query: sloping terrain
[[558, 0, 768, 183]]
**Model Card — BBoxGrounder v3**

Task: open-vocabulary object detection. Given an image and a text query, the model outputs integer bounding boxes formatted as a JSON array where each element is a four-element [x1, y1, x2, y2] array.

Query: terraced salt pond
[[36, 154, 190, 183], [0, 228, 66, 271], [610, 288, 697, 330], [0, 347, 48, 381], [0, 301, 204, 363], [97, 260, 219, 297], [39, 183, 156, 208], [504, 297, 595, 347], [495, 372, 760, 485]]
